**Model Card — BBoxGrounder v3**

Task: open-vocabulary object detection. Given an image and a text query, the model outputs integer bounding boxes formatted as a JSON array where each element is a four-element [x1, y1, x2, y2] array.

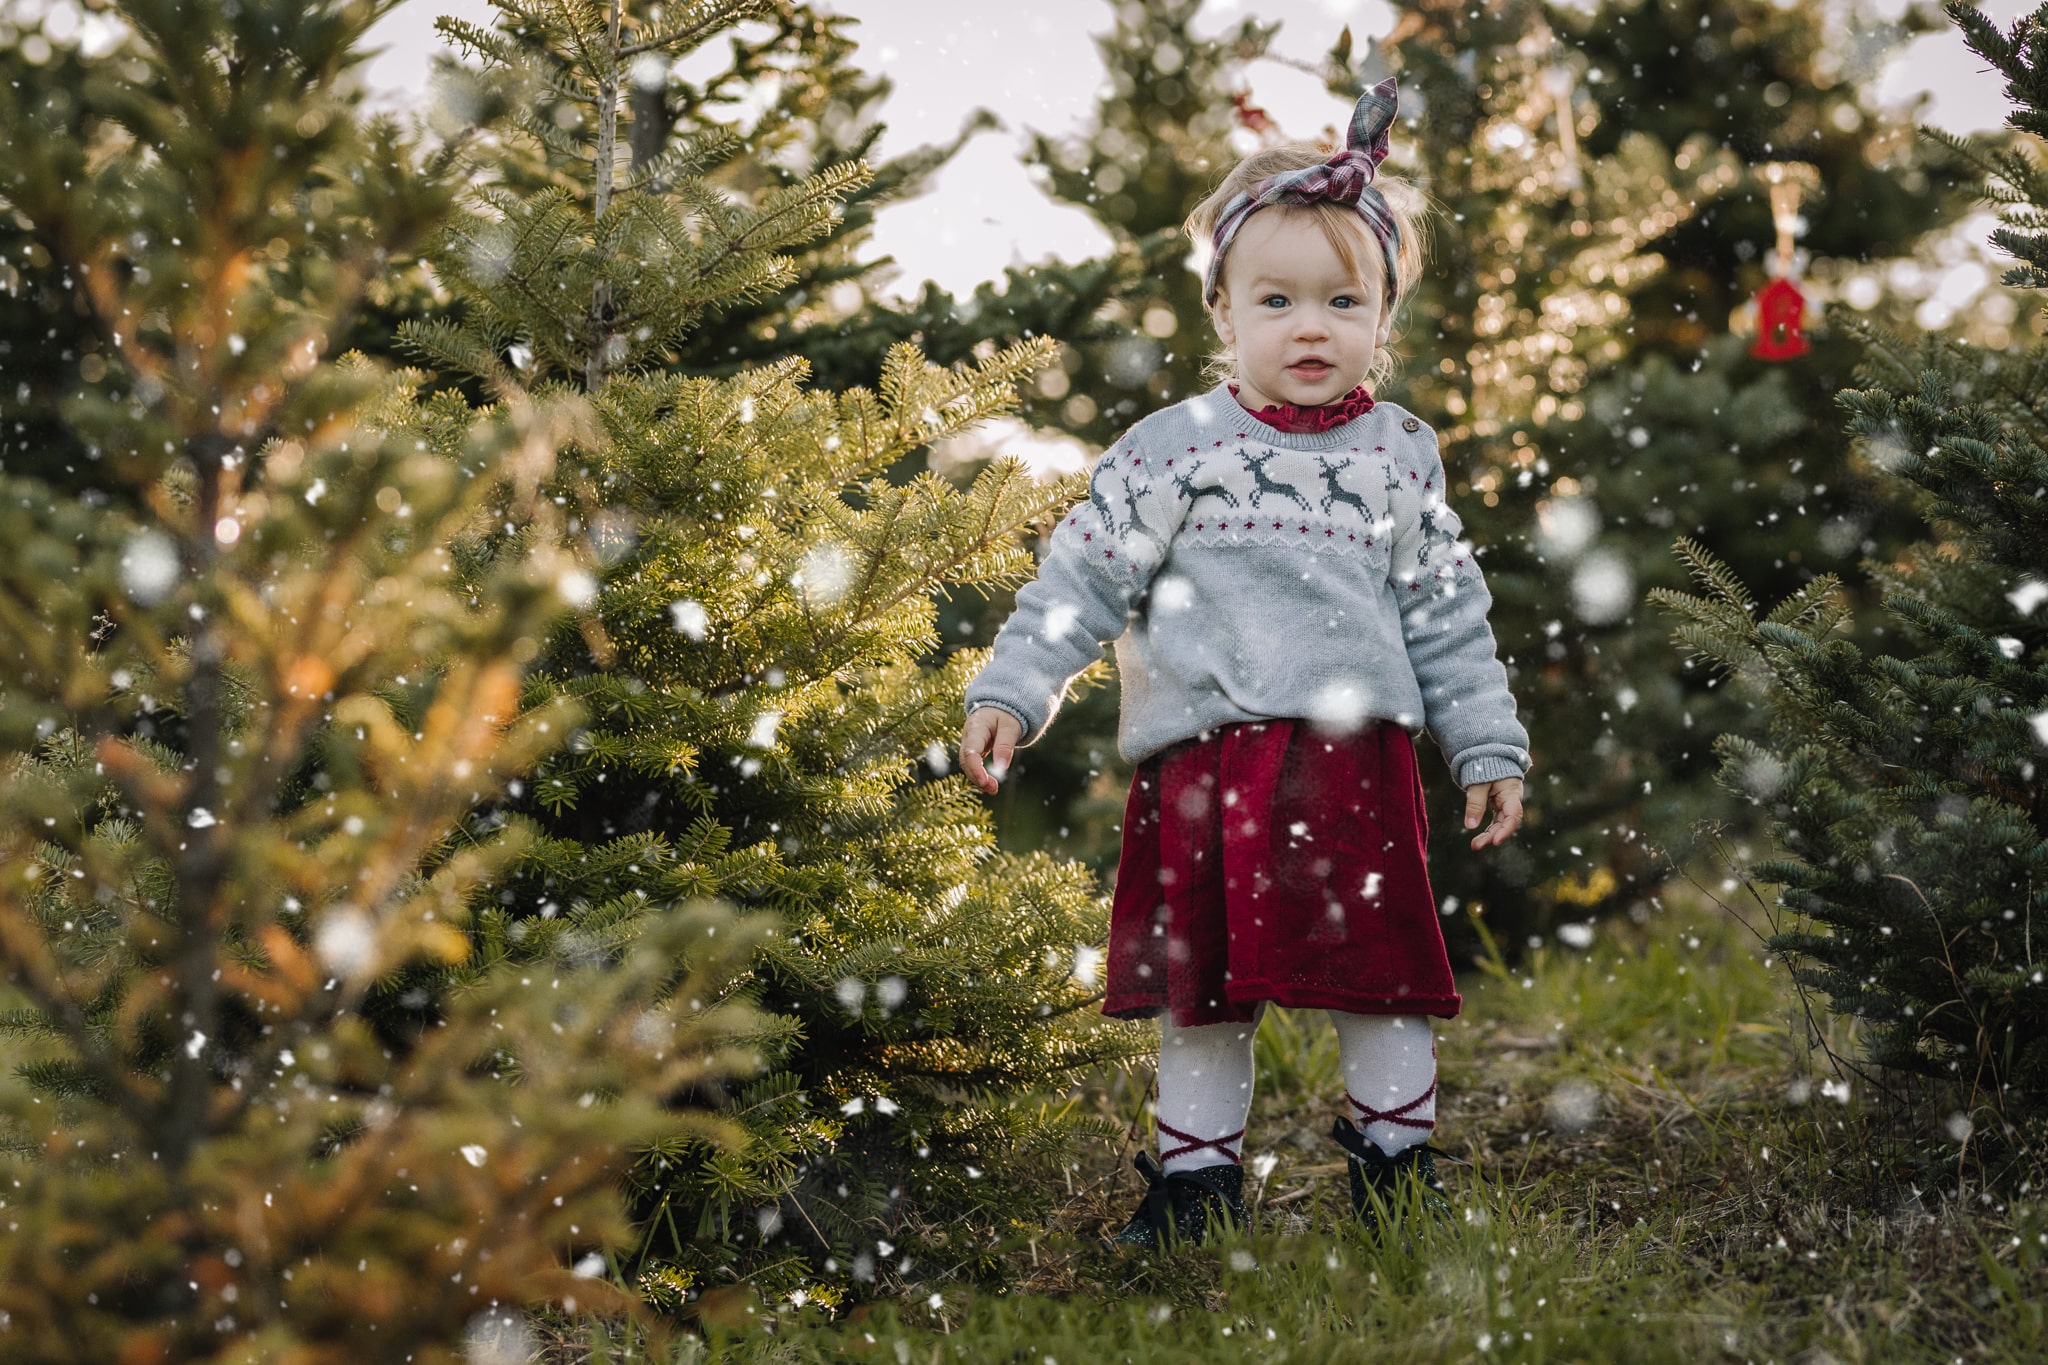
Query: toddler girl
[[957, 80, 1528, 1249]]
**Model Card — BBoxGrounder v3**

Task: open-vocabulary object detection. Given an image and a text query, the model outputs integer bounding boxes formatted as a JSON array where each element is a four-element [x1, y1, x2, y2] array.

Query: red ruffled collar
[[1231, 383, 1376, 434]]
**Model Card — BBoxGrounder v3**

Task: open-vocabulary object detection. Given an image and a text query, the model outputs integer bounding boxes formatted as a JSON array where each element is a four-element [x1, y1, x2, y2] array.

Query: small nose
[[1294, 308, 1330, 341]]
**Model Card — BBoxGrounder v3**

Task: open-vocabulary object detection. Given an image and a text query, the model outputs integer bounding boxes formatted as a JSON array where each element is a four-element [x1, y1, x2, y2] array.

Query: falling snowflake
[[463, 1310, 534, 1365], [669, 599, 708, 640], [629, 52, 668, 88], [1570, 550, 1633, 625], [1044, 600, 1080, 640], [314, 907, 375, 980], [798, 543, 853, 604], [557, 569, 598, 607], [1307, 680, 1371, 733], [1535, 495, 1597, 560], [1545, 1080, 1601, 1132], [119, 529, 179, 604], [2009, 581, 2048, 616], [1152, 574, 1194, 612]]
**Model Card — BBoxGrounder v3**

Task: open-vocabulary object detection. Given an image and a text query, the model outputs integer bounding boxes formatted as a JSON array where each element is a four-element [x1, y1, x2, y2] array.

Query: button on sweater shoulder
[[964, 381, 1531, 787]]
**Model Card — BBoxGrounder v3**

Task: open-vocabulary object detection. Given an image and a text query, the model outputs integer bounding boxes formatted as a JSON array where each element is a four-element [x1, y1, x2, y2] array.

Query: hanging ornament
[[1230, 90, 1273, 135], [1748, 161, 1820, 362]]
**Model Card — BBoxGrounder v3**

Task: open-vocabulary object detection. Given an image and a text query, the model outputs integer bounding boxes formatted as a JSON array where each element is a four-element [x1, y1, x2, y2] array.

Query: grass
[[551, 882, 2048, 1365]]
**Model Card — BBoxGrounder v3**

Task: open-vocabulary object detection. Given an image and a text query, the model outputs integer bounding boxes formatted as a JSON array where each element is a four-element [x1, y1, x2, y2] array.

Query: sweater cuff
[[1457, 754, 1527, 788]]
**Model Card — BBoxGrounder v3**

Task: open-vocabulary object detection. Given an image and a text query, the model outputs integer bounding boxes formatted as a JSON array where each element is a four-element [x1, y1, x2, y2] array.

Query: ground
[[554, 879, 2048, 1364]]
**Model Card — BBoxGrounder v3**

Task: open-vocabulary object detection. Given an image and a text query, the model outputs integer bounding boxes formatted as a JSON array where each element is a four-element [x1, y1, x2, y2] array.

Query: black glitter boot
[[1330, 1116, 1453, 1236], [1109, 1152, 1248, 1250]]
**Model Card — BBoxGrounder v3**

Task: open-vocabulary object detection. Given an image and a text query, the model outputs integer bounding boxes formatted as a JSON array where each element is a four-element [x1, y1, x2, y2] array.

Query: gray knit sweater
[[963, 383, 1531, 788]]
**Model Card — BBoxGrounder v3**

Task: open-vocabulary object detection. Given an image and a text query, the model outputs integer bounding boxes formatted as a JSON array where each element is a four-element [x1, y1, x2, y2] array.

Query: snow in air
[[1545, 1079, 1601, 1133], [798, 543, 853, 604], [314, 906, 376, 980], [2008, 580, 2048, 616], [669, 599, 708, 640], [1307, 679, 1371, 733], [1536, 495, 1597, 560], [119, 529, 180, 603], [1570, 550, 1633, 625], [557, 569, 598, 607], [463, 1309, 533, 1365]]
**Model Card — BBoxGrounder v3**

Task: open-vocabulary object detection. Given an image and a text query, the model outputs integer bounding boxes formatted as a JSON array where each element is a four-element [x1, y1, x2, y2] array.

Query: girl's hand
[[960, 707, 1023, 796], [1463, 777, 1524, 850]]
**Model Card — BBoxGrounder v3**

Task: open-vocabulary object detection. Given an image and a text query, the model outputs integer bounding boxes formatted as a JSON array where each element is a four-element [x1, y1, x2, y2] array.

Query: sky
[[362, 0, 2036, 303]]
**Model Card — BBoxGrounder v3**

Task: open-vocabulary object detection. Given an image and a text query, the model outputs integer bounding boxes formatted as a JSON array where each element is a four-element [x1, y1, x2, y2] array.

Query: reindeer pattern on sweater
[[1066, 419, 1470, 583], [965, 382, 1529, 785]]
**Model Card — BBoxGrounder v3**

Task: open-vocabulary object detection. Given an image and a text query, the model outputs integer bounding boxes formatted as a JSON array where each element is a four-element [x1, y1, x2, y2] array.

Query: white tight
[[1154, 1010, 1437, 1172]]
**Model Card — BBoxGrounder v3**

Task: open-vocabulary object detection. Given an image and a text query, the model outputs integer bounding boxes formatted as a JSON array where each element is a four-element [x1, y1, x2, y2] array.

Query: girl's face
[[1211, 208, 1390, 411]]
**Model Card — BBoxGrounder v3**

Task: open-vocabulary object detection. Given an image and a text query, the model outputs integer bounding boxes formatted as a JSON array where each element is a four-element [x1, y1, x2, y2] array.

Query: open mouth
[[1289, 360, 1333, 378]]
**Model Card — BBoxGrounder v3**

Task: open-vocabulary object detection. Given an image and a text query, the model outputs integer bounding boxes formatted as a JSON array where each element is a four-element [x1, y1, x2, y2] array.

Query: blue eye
[[1261, 294, 1289, 308], [1332, 295, 1359, 309]]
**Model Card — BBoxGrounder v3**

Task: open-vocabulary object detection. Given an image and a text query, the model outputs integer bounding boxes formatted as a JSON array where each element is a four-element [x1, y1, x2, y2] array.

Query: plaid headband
[[1203, 78, 1403, 306]]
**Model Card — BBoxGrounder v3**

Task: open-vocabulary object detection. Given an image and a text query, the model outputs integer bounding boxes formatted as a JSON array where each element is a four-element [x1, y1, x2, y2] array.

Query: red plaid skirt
[[1102, 718, 1462, 1028]]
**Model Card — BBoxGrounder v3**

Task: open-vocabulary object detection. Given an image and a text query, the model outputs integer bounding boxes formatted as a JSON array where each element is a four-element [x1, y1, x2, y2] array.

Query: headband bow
[[1203, 78, 1403, 306]]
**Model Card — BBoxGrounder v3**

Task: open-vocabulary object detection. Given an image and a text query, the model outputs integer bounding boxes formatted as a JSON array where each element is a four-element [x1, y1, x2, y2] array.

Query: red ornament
[[1231, 90, 1273, 134], [1750, 275, 1810, 361]]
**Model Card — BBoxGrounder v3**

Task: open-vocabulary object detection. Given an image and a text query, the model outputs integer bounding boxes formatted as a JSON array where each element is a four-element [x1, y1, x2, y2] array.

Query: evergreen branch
[[708, 160, 874, 260], [434, 15, 536, 73], [618, 0, 775, 59], [1669, 535, 1756, 613], [619, 126, 745, 197], [395, 318, 521, 392], [1944, 0, 2048, 142]]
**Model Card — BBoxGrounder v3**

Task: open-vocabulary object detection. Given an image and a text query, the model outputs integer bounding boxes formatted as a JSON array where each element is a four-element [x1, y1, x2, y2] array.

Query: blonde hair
[[1184, 140, 1434, 390]]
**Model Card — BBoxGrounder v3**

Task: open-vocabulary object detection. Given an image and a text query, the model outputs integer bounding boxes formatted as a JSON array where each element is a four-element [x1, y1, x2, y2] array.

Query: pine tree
[[913, 0, 1963, 922], [1332, 0, 1966, 959], [650, 1, 996, 383], [413, 0, 1138, 1307], [0, 2, 764, 1358], [1016, 0, 1276, 443], [1652, 0, 2048, 1140], [0, 21, 122, 496], [905, 0, 1289, 879]]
